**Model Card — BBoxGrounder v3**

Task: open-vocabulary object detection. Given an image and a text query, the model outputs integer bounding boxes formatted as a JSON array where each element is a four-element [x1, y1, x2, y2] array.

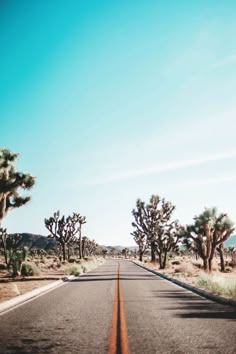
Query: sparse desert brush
[[21, 262, 40, 276], [66, 264, 83, 276], [0, 263, 7, 270], [171, 260, 181, 265], [225, 266, 233, 273], [175, 263, 195, 276], [196, 272, 236, 299], [192, 261, 202, 269]]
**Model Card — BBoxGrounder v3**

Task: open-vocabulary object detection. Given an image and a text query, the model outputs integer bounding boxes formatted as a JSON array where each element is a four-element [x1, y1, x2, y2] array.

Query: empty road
[[0, 260, 236, 354]]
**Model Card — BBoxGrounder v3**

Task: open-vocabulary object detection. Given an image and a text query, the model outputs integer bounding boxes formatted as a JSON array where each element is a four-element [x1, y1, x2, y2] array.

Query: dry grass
[[140, 254, 236, 299], [196, 272, 236, 299]]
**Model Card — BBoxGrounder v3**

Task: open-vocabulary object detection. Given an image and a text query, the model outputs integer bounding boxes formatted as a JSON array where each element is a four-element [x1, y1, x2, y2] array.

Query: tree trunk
[[151, 241, 156, 263], [162, 251, 168, 269], [203, 258, 208, 272], [79, 229, 82, 259], [139, 251, 143, 262], [218, 246, 225, 272], [62, 243, 66, 261], [208, 256, 213, 272]]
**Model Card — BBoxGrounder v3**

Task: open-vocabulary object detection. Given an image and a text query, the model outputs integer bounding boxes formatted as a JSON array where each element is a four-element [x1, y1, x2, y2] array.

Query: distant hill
[[225, 235, 236, 248], [9, 233, 57, 250], [8, 234, 136, 253]]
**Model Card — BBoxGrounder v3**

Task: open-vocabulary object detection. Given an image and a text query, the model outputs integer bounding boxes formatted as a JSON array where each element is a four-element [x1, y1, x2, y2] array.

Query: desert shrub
[[225, 266, 232, 273], [172, 260, 181, 265], [192, 261, 202, 269], [174, 268, 181, 273], [66, 264, 83, 276], [21, 262, 40, 276], [0, 262, 6, 270], [229, 261, 236, 268]]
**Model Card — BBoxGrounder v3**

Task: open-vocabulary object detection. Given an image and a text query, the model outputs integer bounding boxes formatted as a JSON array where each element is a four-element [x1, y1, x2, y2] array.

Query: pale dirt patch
[[0, 256, 105, 303], [0, 280, 55, 303]]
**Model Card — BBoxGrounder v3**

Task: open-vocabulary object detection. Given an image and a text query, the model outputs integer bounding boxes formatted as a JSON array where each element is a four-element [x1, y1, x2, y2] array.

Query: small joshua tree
[[0, 148, 35, 225], [131, 230, 148, 261], [0, 229, 25, 276], [183, 207, 234, 272]]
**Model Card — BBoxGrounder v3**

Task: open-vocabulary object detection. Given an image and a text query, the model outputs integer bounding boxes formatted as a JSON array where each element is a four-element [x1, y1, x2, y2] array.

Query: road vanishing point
[[0, 260, 236, 354]]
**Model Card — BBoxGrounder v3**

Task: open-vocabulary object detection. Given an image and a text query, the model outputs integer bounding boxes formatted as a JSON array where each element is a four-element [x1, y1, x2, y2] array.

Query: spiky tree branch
[[0, 148, 35, 224]]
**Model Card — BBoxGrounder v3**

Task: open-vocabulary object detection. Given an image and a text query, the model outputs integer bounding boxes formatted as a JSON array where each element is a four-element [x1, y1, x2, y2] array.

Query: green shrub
[[66, 264, 83, 276], [21, 262, 40, 276]]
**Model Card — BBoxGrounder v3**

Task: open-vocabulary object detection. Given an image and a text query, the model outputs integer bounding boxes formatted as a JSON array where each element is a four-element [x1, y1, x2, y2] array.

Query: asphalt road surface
[[0, 260, 236, 354]]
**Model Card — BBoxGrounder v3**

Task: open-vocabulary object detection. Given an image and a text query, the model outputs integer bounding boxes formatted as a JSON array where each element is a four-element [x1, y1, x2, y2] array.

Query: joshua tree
[[77, 215, 86, 259], [0, 148, 35, 225], [0, 229, 25, 275], [182, 208, 234, 272], [155, 220, 183, 269], [131, 230, 148, 261], [121, 248, 129, 259], [132, 195, 180, 268], [45, 211, 86, 261]]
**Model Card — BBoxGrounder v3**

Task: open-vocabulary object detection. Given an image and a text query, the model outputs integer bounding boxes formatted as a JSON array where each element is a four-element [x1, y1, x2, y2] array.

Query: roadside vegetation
[[131, 194, 236, 299], [0, 148, 106, 302]]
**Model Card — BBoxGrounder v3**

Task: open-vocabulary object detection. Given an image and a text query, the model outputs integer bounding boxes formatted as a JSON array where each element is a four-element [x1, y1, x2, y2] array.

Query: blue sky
[[1, 1, 236, 245]]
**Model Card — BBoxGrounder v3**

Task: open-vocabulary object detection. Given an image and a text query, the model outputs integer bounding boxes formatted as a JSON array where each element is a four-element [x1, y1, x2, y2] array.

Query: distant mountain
[[9, 233, 57, 250], [8, 234, 137, 252], [225, 235, 236, 248]]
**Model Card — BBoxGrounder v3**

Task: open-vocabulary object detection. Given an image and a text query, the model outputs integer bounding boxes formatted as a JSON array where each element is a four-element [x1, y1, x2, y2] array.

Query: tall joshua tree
[[0, 148, 35, 225], [132, 195, 180, 268], [183, 207, 234, 272], [45, 211, 86, 261]]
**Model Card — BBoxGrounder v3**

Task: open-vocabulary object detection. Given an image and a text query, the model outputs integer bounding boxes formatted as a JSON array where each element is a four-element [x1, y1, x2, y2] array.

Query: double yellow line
[[109, 262, 129, 354]]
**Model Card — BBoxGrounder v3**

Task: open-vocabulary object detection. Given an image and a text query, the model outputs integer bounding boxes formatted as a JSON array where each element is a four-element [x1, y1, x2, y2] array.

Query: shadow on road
[[151, 289, 236, 321]]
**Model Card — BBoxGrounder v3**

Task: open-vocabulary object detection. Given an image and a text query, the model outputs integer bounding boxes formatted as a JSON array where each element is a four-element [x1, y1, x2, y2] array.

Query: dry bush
[[192, 261, 203, 269], [0, 263, 6, 270], [21, 262, 40, 276], [175, 263, 195, 276], [229, 261, 236, 268], [171, 260, 181, 265], [225, 267, 233, 273]]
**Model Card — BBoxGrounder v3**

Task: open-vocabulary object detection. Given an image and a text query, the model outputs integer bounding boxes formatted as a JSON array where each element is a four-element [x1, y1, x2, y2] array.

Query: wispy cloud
[[86, 150, 236, 185], [177, 175, 236, 189], [213, 54, 236, 68]]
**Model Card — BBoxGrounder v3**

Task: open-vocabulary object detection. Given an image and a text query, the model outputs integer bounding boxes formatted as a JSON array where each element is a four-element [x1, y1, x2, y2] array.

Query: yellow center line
[[109, 262, 129, 354]]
